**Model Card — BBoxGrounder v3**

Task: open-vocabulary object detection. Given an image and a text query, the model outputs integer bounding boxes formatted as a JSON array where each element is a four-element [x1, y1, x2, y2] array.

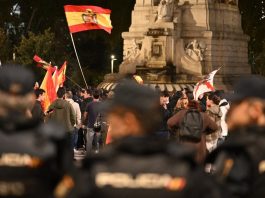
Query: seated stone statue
[[157, 0, 174, 22], [185, 40, 204, 62]]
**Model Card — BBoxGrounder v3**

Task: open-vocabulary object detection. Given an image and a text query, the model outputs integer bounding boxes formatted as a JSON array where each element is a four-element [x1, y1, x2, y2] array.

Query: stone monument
[[100, 0, 250, 91]]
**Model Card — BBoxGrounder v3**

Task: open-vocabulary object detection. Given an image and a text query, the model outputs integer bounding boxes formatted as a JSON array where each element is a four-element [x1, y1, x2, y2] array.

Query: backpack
[[179, 109, 203, 142]]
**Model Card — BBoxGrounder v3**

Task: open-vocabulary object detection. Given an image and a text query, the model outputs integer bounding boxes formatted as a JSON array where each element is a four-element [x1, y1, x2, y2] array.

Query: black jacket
[[78, 136, 224, 198], [206, 126, 265, 198], [0, 121, 75, 198]]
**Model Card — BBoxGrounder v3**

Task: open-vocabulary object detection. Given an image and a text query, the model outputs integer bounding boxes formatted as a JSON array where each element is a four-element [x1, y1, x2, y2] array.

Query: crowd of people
[[1, 64, 265, 198]]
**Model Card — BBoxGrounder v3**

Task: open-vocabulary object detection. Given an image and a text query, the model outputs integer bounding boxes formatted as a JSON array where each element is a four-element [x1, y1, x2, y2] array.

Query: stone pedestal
[[102, 0, 251, 91]]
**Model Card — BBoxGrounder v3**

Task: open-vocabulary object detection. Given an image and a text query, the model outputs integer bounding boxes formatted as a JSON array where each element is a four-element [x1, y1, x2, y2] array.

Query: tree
[[239, 0, 265, 75], [16, 29, 56, 65], [0, 28, 11, 63]]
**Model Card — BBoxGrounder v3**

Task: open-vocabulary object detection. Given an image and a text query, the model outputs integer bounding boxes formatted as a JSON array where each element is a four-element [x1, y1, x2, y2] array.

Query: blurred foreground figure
[[78, 80, 224, 198], [0, 65, 75, 198], [207, 76, 265, 198]]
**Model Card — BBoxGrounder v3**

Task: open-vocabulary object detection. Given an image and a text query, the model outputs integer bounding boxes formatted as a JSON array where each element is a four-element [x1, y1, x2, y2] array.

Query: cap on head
[[228, 76, 265, 102], [0, 65, 35, 95]]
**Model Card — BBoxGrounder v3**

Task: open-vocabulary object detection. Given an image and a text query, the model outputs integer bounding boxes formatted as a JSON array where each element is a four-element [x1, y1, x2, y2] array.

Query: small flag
[[64, 5, 112, 34], [33, 55, 49, 67], [193, 68, 221, 101]]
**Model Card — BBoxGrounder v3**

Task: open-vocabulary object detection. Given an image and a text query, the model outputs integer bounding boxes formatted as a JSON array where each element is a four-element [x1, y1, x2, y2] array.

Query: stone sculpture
[[157, 0, 174, 22], [185, 40, 205, 62]]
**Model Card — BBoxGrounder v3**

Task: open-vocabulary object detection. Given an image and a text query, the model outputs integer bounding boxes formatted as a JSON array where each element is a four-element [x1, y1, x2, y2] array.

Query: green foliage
[[16, 29, 55, 65], [0, 28, 11, 62], [239, 0, 265, 75]]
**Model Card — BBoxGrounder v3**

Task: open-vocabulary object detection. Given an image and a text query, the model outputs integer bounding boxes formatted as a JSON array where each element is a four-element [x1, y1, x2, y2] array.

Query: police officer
[[0, 65, 75, 198], [78, 80, 224, 198], [206, 76, 265, 198]]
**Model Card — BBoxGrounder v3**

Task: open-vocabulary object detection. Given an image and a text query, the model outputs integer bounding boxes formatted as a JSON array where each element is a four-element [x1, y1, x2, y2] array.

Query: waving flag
[[64, 5, 112, 34], [54, 61, 67, 90], [40, 66, 57, 111], [193, 68, 221, 101], [33, 55, 49, 67]]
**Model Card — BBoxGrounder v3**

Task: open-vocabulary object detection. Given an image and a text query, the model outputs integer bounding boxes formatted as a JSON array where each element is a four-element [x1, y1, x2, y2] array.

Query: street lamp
[[110, 55, 117, 74]]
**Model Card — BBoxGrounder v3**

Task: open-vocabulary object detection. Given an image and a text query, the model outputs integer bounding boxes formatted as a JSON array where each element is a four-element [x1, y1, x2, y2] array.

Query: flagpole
[[69, 33, 89, 89]]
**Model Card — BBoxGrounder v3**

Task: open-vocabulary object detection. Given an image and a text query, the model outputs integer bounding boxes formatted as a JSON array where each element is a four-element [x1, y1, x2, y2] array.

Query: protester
[[204, 92, 222, 152], [167, 100, 218, 163], [78, 80, 224, 198], [83, 89, 102, 153], [80, 88, 93, 114], [65, 90, 82, 150], [215, 91, 230, 142], [206, 76, 265, 198], [31, 88, 45, 122], [0, 65, 75, 198], [47, 87, 76, 135], [156, 91, 171, 138]]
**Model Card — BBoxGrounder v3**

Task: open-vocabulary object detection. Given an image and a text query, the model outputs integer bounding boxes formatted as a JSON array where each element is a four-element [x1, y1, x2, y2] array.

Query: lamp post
[[110, 55, 117, 74]]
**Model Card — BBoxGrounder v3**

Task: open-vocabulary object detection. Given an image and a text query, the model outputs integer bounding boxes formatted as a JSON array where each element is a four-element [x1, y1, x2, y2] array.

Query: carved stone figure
[[157, 0, 174, 22], [124, 39, 141, 61], [185, 40, 205, 62]]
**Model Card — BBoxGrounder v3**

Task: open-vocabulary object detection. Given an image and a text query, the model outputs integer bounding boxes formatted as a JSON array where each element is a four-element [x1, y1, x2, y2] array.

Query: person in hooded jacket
[[47, 87, 76, 133]]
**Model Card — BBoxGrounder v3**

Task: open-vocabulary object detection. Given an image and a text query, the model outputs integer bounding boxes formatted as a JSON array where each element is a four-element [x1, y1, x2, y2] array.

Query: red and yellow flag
[[40, 66, 57, 112], [64, 5, 112, 34]]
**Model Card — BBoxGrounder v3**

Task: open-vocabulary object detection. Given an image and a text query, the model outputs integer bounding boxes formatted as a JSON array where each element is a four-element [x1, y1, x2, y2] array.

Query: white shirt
[[66, 99, 81, 128], [219, 99, 230, 137]]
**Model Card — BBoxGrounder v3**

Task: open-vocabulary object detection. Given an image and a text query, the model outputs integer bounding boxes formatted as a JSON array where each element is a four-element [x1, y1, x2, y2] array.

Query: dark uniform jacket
[[78, 136, 224, 198], [0, 121, 75, 198], [207, 126, 265, 198]]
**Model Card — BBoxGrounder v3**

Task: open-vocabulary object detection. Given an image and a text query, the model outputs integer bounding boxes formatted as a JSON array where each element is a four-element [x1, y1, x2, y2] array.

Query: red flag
[[33, 55, 49, 67], [64, 5, 112, 34], [53, 62, 67, 90]]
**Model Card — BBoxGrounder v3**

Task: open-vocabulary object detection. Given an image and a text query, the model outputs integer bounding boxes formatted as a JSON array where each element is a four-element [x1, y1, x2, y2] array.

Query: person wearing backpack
[[206, 76, 265, 198], [167, 100, 218, 163]]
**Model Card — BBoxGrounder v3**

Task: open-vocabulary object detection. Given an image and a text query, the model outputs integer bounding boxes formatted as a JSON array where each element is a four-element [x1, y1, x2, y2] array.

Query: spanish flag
[[64, 5, 112, 34]]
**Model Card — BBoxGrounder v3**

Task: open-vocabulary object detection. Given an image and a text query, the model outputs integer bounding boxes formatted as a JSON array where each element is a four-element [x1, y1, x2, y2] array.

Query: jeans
[[86, 128, 103, 154], [71, 128, 79, 149], [86, 128, 95, 154]]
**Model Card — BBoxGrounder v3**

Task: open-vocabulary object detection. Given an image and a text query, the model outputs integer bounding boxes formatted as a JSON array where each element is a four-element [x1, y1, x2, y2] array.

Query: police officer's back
[[206, 76, 265, 198], [0, 65, 75, 198], [78, 80, 224, 198]]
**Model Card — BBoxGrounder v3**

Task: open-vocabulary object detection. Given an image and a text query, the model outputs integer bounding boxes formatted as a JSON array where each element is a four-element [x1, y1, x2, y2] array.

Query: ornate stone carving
[[124, 39, 142, 61], [146, 70, 167, 81], [185, 40, 206, 62]]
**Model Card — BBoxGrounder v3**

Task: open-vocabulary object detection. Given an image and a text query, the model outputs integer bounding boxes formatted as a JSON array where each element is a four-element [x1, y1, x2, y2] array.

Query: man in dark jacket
[[0, 65, 75, 198], [31, 88, 45, 122], [78, 80, 224, 198]]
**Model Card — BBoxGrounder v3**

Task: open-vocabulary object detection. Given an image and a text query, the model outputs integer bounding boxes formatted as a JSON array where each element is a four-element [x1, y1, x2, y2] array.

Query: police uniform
[[78, 137, 224, 198], [0, 65, 75, 198], [207, 126, 265, 198]]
